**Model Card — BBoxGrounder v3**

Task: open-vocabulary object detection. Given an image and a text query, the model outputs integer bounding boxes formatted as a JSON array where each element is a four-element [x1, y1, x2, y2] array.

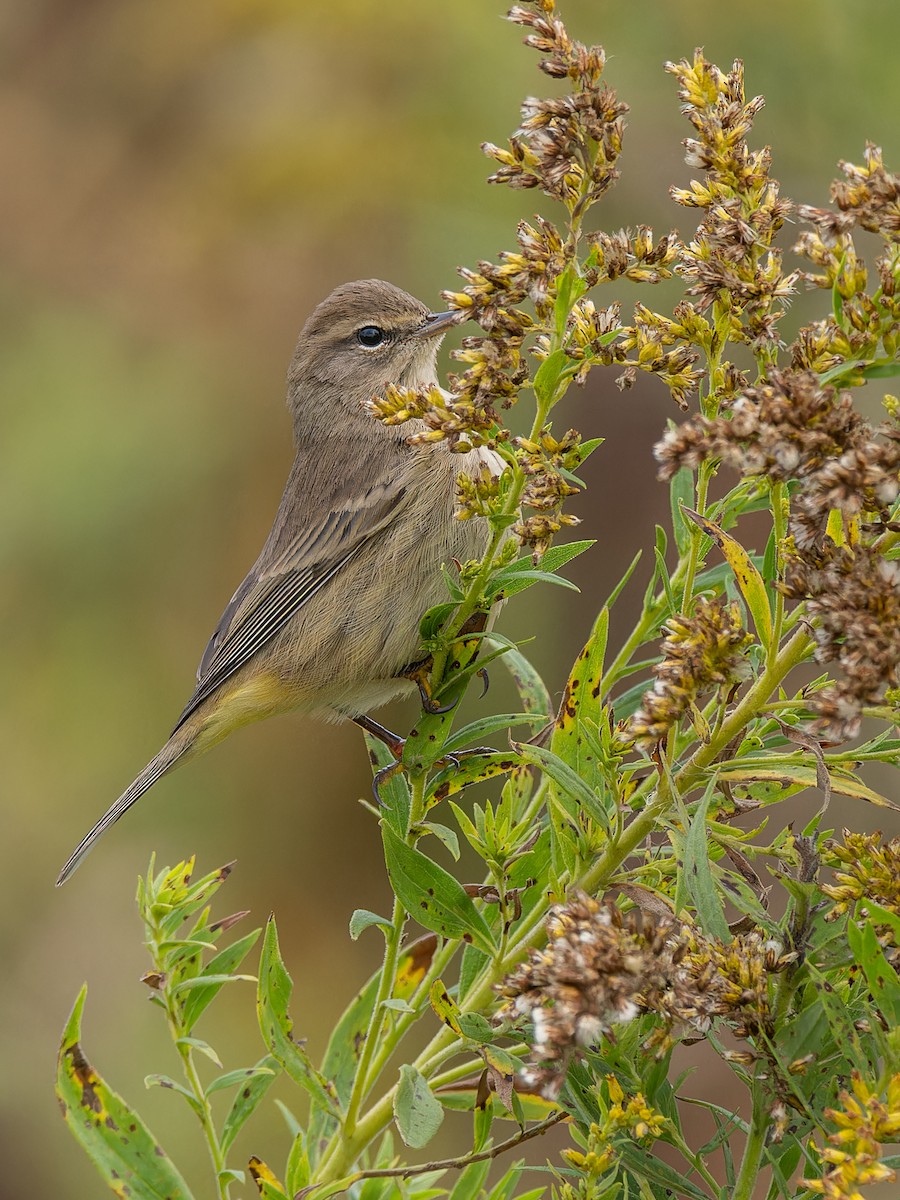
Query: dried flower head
[[496, 894, 679, 1098], [497, 893, 791, 1097], [783, 544, 900, 740], [656, 365, 900, 739], [626, 597, 752, 747]]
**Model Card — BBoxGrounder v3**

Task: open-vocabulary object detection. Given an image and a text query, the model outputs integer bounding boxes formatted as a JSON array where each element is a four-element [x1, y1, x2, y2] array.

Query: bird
[[57, 279, 500, 885]]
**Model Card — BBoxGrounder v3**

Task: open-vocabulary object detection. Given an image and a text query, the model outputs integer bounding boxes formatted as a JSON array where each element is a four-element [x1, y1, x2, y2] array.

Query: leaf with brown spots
[[56, 986, 195, 1199], [248, 1156, 289, 1199], [547, 608, 614, 829], [257, 919, 342, 1119], [425, 751, 522, 806], [381, 825, 495, 952]]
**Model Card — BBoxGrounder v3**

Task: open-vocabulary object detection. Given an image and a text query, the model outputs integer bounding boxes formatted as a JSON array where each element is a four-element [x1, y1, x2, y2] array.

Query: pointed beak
[[412, 309, 465, 339]]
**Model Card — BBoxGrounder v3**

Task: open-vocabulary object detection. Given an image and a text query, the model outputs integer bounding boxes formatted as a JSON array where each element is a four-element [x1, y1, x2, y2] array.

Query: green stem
[[341, 769, 429, 1141], [152, 945, 229, 1199], [680, 458, 714, 611], [768, 481, 787, 670], [732, 1077, 770, 1200]]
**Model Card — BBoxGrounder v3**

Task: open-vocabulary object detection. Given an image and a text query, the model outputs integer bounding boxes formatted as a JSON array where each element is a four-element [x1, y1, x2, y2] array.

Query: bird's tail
[[56, 730, 194, 887]]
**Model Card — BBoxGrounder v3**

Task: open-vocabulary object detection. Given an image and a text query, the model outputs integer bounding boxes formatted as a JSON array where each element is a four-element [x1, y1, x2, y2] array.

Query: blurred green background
[[3, 1, 899, 1196]]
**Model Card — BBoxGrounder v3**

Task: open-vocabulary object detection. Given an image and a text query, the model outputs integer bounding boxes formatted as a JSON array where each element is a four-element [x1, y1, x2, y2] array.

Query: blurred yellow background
[[3, 1, 899, 1196]]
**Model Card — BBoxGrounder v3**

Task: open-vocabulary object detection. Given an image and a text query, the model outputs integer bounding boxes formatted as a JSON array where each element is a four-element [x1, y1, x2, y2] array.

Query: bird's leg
[[352, 712, 496, 807], [352, 713, 406, 759], [352, 714, 408, 802]]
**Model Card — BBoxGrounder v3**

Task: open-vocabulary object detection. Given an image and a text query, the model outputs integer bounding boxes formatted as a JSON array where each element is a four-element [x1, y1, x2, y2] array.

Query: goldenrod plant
[[59, 4, 900, 1198]]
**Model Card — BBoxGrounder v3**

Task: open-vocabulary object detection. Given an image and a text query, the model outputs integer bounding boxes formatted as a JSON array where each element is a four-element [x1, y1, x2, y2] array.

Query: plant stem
[[732, 1077, 770, 1200], [680, 458, 714, 611], [153, 957, 229, 1199], [340, 768, 428, 1141]]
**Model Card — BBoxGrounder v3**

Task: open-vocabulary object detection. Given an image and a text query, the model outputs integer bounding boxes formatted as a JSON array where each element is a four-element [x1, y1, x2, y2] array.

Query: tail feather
[[56, 734, 192, 887]]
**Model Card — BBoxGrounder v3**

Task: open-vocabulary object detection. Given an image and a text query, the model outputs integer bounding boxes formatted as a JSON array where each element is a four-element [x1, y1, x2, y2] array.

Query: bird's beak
[[412, 309, 465, 339]]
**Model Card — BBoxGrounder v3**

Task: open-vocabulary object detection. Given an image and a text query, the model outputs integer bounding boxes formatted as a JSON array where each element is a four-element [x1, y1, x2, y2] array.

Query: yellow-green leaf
[[683, 508, 771, 647]]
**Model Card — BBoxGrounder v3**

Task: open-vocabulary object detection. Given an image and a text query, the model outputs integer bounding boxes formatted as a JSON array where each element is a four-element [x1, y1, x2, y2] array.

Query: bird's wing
[[172, 469, 408, 731]]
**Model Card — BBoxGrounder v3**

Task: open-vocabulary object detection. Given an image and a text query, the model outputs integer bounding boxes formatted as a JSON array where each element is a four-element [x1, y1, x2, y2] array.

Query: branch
[[310, 1110, 568, 1193]]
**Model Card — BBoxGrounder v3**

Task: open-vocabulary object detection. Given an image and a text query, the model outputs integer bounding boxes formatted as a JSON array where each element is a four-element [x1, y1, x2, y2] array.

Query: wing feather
[[173, 468, 407, 731]]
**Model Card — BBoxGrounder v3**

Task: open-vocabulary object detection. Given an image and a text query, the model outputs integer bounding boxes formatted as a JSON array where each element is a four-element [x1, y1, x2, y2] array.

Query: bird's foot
[[352, 714, 495, 806], [400, 657, 458, 715]]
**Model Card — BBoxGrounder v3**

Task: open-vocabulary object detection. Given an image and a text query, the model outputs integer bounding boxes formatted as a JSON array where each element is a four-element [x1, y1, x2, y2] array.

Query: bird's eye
[[356, 325, 386, 348]]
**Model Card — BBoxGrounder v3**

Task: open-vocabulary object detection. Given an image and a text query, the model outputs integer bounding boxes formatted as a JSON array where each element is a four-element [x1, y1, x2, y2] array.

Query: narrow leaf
[[180, 927, 262, 1032], [257, 919, 340, 1116], [670, 468, 694, 555], [499, 643, 553, 718], [516, 742, 612, 833], [220, 1055, 280, 1154], [683, 782, 730, 940], [204, 1064, 276, 1097], [683, 508, 771, 647], [57, 987, 195, 1200]]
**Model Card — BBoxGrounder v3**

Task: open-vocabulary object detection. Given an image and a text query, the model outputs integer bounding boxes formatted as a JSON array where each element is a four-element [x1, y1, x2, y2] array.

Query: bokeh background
[[4, 1, 900, 1196]]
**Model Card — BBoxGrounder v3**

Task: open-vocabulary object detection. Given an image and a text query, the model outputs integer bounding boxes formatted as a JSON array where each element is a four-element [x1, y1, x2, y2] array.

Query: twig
[[324, 1110, 568, 1189]]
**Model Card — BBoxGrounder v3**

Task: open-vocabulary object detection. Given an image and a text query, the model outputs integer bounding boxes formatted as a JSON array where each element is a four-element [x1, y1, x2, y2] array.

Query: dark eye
[[356, 325, 386, 348]]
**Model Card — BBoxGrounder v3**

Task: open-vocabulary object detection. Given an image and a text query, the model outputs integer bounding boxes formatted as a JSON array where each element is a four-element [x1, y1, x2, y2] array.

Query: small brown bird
[[57, 280, 498, 885]]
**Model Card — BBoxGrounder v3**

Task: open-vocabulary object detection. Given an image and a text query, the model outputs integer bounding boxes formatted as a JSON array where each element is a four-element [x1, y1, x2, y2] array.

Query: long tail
[[56, 730, 194, 887]]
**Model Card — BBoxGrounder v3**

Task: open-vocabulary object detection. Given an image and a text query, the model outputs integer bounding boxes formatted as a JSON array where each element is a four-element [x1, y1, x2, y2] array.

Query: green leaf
[[426, 751, 522, 806], [499, 643, 553, 718], [605, 549, 643, 612], [57, 986, 196, 1200], [393, 1064, 444, 1149], [553, 263, 587, 338], [486, 567, 580, 601], [517, 742, 612, 833], [257, 919, 340, 1116], [544, 607, 614, 832], [858, 896, 900, 943], [220, 1055, 280, 1153], [204, 1063, 276, 1097], [449, 1160, 492, 1200], [532, 347, 569, 406], [144, 1074, 204, 1114], [717, 764, 899, 810], [529, 538, 595, 574], [862, 360, 900, 379], [459, 944, 490, 1006], [173, 972, 256, 993], [179, 927, 262, 1032], [285, 1132, 310, 1197], [846, 914, 900, 1026], [617, 1143, 710, 1200], [670, 468, 695, 555], [381, 826, 494, 952], [682, 782, 730, 940], [422, 820, 460, 860], [457, 1012, 495, 1043], [441, 712, 545, 756], [174, 1036, 222, 1068], [419, 601, 460, 642], [348, 909, 391, 940]]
